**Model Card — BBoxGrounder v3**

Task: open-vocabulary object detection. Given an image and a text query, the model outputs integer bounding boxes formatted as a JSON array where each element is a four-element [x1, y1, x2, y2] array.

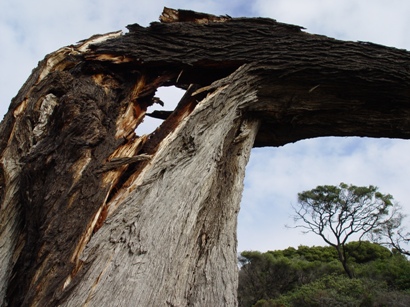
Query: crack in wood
[[1, 6, 410, 307], [98, 154, 152, 173]]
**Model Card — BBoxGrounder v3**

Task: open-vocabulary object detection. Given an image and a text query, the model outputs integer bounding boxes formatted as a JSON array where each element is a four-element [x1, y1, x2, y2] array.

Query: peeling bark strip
[[1, 7, 410, 307]]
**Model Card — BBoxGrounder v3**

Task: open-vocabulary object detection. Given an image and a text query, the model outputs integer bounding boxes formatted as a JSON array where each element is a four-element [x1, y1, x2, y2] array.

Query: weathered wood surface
[[1, 7, 410, 306], [89, 9, 410, 146]]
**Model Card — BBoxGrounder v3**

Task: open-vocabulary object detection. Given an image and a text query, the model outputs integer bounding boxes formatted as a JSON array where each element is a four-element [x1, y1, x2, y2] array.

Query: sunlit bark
[[1, 7, 410, 306]]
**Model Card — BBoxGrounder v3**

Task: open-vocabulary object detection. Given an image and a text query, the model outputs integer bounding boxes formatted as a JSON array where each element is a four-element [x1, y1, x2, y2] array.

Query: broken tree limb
[[1, 7, 410, 307], [88, 9, 410, 146], [61, 65, 261, 307]]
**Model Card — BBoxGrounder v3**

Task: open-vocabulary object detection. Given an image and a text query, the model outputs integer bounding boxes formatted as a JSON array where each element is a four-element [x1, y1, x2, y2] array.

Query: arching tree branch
[[1, 7, 410, 306]]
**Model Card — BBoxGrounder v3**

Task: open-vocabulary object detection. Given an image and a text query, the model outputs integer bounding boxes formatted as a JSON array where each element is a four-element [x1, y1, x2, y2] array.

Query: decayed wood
[[61, 66, 260, 307], [1, 7, 410, 306], [88, 9, 410, 146]]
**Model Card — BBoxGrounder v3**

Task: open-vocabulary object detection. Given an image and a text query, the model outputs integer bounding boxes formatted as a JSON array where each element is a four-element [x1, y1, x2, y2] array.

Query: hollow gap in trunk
[[135, 86, 186, 136]]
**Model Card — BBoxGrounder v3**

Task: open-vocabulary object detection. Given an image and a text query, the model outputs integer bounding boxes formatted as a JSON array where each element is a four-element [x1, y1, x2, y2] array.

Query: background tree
[[371, 205, 410, 257], [238, 251, 300, 307], [290, 183, 395, 278], [238, 242, 408, 307]]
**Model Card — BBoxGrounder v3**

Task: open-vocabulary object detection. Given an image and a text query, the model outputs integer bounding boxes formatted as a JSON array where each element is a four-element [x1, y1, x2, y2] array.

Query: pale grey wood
[[62, 65, 260, 306], [2, 7, 410, 306]]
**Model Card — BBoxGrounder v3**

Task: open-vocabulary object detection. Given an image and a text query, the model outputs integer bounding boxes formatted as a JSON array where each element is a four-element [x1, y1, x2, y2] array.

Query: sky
[[1, 0, 410, 253]]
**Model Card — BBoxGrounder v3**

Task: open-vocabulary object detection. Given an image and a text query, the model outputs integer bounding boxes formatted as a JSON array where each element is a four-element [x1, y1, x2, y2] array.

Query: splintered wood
[[1, 7, 410, 307]]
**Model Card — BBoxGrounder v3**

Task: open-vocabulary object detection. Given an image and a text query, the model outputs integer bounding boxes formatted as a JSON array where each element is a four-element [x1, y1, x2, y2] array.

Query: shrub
[[263, 275, 382, 307]]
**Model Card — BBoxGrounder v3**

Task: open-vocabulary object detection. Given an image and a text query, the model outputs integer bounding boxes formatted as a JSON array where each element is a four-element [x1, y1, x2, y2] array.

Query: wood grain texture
[[1, 7, 410, 306], [87, 8, 410, 146], [61, 65, 260, 307]]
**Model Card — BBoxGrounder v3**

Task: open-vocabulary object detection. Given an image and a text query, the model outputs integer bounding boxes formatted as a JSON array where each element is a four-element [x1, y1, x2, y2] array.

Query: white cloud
[[237, 0, 410, 252], [252, 0, 410, 49], [239, 137, 410, 252], [0, 0, 168, 114], [0, 0, 249, 114]]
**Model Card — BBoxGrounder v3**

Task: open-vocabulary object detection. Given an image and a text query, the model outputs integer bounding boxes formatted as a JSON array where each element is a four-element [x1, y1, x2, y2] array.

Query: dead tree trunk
[[1, 7, 410, 306]]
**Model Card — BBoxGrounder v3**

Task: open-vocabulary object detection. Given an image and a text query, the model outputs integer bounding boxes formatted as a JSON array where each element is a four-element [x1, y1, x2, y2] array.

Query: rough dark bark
[[1, 7, 410, 306]]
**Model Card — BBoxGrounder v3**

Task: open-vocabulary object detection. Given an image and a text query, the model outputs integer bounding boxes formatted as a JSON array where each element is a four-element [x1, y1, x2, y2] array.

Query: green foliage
[[268, 241, 390, 264], [255, 275, 410, 307], [293, 183, 398, 278], [269, 245, 338, 263], [297, 184, 393, 218], [239, 183, 408, 306], [272, 275, 371, 306], [238, 251, 300, 307], [238, 243, 410, 307], [356, 253, 410, 290], [371, 204, 410, 257], [344, 241, 391, 263]]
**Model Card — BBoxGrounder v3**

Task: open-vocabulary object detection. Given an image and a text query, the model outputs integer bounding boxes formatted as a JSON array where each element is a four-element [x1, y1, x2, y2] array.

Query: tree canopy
[[371, 205, 410, 256], [291, 183, 397, 278], [238, 242, 410, 307]]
